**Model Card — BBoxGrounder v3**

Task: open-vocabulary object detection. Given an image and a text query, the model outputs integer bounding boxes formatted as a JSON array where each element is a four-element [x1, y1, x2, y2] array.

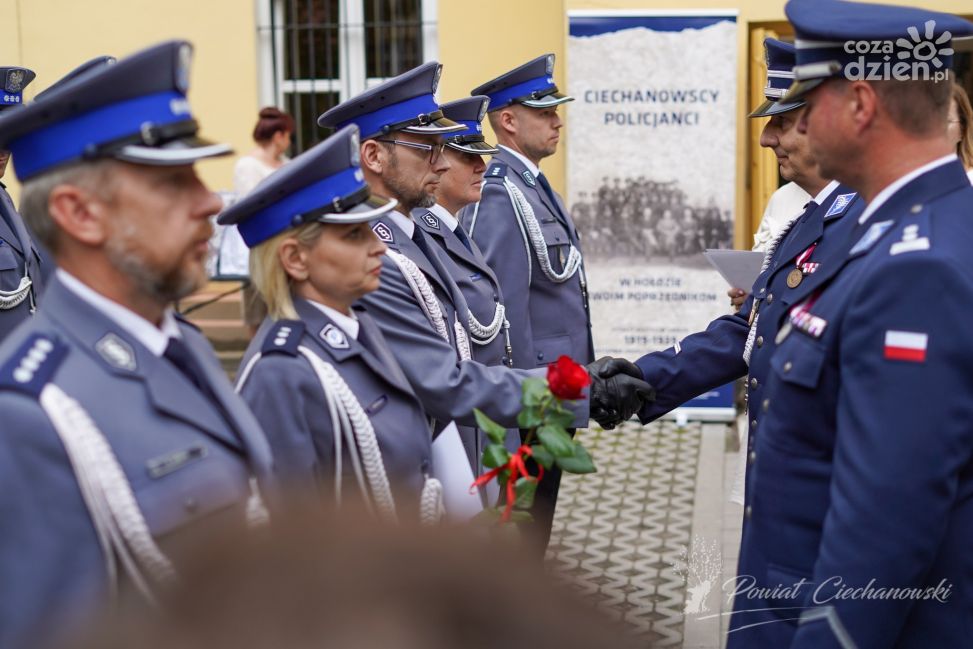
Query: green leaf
[[508, 509, 534, 523], [482, 444, 511, 469], [517, 406, 544, 429], [473, 507, 503, 523], [514, 477, 539, 509], [537, 424, 574, 458], [555, 444, 597, 474], [545, 408, 576, 429], [530, 445, 555, 470], [473, 408, 507, 445], [522, 378, 548, 406]]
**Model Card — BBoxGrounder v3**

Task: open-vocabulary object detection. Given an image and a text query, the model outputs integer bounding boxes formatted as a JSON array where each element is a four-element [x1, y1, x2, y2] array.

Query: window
[[257, 0, 438, 154]]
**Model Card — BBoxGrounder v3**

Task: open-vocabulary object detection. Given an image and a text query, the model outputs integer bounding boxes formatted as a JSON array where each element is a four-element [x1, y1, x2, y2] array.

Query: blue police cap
[[35, 56, 116, 101], [472, 54, 573, 112], [217, 125, 396, 248], [441, 96, 498, 155], [782, 0, 973, 102], [750, 38, 806, 118], [0, 67, 36, 110], [318, 62, 462, 140], [0, 40, 231, 182]]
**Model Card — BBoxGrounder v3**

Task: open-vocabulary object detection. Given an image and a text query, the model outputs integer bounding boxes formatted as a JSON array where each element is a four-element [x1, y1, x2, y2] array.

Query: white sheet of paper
[[703, 249, 766, 291], [431, 422, 484, 521]]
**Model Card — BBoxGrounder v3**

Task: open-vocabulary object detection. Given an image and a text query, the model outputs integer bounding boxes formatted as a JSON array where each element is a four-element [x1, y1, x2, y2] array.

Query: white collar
[[812, 179, 841, 206], [967, 168, 973, 185], [57, 269, 182, 357], [428, 203, 459, 231], [308, 300, 359, 340], [499, 144, 541, 178], [859, 154, 958, 224], [386, 209, 415, 239]]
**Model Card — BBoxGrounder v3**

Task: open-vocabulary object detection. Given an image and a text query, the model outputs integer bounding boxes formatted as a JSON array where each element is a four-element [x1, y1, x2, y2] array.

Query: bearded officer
[[0, 41, 274, 649], [728, 2, 973, 647], [0, 65, 43, 342], [317, 63, 651, 524]]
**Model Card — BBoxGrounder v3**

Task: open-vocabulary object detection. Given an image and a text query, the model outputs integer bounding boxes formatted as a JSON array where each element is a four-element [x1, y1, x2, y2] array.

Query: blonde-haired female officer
[[220, 125, 442, 523]]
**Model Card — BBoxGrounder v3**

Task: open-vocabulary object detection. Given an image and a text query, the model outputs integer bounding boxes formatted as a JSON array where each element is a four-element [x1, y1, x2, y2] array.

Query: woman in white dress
[[234, 107, 295, 336]]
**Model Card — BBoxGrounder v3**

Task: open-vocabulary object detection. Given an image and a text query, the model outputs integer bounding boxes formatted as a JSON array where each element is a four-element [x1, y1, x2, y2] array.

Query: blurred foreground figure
[[65, 502, 640, 649]]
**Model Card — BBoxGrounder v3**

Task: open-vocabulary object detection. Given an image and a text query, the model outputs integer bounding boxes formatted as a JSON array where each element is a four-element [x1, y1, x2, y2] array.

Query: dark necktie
[[452, 225, 474, 253], [164, 337, 241, 443], [536, 173, 564, 218], [411, 225, 436, 260]]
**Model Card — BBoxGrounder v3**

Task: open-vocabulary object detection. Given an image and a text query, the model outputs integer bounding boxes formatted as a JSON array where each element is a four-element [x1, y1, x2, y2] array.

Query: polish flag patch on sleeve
[[884, 330, 928, 363]]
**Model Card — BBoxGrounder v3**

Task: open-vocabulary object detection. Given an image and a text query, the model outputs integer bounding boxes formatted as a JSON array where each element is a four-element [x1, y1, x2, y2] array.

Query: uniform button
[[762, 398, 770, 412], [420, 459, 431, 475], [748, 451, 757, 464], [766, 294, 774, 304], [745, 505, 752, 519], [750, 377, 758, 388], [184, 497, 198, 514], [537, 352, 544, 360], [783, 361, 793, 373], [756, 336, 764, 348], [911, 204, 923, 214], [751, 419, 757, 427]]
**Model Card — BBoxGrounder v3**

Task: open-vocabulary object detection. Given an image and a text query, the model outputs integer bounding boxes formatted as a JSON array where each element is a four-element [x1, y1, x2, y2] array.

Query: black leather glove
[[586, 357, 656, 430]]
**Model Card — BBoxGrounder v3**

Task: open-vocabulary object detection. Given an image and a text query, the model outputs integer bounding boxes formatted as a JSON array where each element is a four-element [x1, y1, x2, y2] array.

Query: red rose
[[547, 355, 590, 401]]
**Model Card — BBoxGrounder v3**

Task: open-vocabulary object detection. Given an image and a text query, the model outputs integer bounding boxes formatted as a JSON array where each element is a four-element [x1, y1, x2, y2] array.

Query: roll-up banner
[[568, 10, 739, 421]]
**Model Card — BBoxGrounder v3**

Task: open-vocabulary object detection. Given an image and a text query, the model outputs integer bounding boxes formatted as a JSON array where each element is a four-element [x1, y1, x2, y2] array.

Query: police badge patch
[[372, 222, 394, 244], [522, 170, 536, 187], [95, 333, 137, 371], [320, 324, 350, 350], [825, 193, 857, 218], [421, 213, 440, 229]]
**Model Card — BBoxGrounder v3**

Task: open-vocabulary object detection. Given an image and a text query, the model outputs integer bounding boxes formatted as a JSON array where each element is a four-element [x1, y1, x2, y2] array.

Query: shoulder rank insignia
[[262, 320, 304, 356], [320, 323, 350, 350], [889, 223, 930, 256], [849, 219, 894, 256], [825, 192, 857, 218], [0, 334, 68, 397], [420, 212, 440, 230], [96, 333, 137, 372], [485, 162, 507, 181], [522, 170, 536, 187], [372, 222, 394, 244]]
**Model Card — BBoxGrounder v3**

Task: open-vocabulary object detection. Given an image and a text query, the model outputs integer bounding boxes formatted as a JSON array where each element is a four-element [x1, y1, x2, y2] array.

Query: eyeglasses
[[376, 139, 446, 164]]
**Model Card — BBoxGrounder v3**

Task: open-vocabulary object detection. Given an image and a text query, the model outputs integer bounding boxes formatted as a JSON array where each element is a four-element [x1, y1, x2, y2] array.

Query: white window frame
[[255, 0, 438, 110]]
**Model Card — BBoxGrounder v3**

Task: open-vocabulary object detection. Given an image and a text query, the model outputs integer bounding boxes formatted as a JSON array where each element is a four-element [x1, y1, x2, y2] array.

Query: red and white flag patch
[[884, 330, 927, 363]]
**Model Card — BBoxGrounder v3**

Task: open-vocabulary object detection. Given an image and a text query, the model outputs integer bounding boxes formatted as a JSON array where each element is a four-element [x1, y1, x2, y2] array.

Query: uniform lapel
[[497, 147, 568, 229], [0, 188, 25, 255], [43, 278, 243, 450]]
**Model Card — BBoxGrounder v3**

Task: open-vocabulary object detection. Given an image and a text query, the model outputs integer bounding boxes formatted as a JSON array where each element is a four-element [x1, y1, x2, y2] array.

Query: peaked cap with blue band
[[217, 125, 397, 247], [782, 0, 973, 102], [749, 38, 806, 118], [473, 54, 573, 112], [0, 40, 231, 182], [0, 67, 35, 110], [441, 96, 498, 154], [317, 61, 462, 140], [35, 56, 116, 102]]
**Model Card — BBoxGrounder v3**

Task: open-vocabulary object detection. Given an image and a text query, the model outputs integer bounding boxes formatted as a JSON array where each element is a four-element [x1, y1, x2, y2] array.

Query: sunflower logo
[[897, 20, 953, 69]]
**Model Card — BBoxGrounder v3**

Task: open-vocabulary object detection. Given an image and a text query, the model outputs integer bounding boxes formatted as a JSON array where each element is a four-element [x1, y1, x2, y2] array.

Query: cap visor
[[321, 194, 398, 224], [749, 98, 805, 118], [521, 92, 574, 108], [114, 135, 233, 166], [401, 115, 465, 135], [780, 78, 825, 104], [446, 140, 499, 155]]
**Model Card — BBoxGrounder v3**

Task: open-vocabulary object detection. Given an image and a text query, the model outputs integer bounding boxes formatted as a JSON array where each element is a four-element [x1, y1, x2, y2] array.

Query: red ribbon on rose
[[470, 445, 544, 522], [547, 355, 591, 401]]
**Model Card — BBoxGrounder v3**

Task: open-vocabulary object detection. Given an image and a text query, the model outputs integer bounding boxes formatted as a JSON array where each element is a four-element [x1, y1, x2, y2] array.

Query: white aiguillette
[[703, 249, 766, 291]]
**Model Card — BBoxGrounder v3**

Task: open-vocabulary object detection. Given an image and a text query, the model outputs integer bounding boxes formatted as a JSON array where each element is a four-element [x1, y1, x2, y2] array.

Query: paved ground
[[547, 420, 742, 649]]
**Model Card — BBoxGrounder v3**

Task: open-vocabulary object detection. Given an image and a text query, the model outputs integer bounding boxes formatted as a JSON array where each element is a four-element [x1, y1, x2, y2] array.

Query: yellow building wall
[[0, 0, 261, 200]]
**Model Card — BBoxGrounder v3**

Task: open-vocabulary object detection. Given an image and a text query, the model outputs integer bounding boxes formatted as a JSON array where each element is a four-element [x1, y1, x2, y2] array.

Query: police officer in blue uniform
[[222, 125, 442, 523], [0, 41, 274, 649], [460, 54, 593, 372], [317, 63, 651, 530], [0, 66, 43, 342], [728, 2, 973, 647], [413, 96, 513, 371]]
